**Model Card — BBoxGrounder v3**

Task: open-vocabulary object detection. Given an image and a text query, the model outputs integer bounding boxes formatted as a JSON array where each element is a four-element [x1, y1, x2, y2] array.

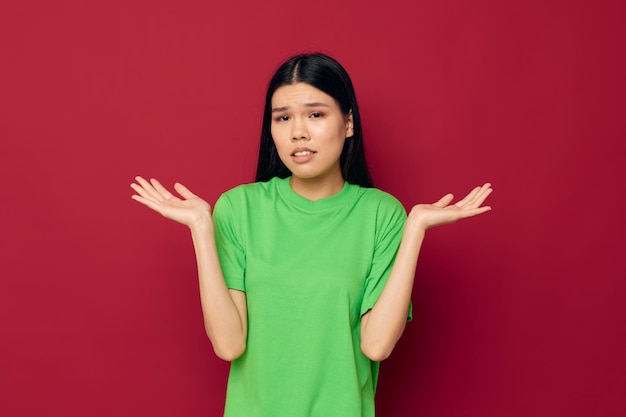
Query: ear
[[346, 110, 354, 138]]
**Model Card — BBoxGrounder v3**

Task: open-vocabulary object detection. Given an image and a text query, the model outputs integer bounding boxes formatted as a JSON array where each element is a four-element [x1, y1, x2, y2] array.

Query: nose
[[291, 118, 309, 141]]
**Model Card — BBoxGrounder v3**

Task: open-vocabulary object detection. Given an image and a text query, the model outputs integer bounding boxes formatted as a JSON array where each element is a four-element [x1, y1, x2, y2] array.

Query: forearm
[[360, 184, 493, 361], [190, 218, 247, 361], [360, 217, 425, 361]]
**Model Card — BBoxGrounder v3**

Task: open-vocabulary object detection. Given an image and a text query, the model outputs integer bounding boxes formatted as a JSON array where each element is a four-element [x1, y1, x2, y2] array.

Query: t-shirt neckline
[[276, 176, 354, 211]]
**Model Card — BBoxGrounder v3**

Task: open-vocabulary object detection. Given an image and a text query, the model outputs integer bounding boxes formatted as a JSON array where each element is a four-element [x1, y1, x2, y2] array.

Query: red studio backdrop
[[1, 1, 624, 416]]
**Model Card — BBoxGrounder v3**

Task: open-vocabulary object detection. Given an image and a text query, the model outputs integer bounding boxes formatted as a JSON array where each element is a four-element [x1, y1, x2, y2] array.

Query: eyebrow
[[271, 102, 331, 113]]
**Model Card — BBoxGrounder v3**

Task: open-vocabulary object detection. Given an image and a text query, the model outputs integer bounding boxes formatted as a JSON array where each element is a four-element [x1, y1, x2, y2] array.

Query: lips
[[291, 147, 316, 157], [290, 147, 316, 163]]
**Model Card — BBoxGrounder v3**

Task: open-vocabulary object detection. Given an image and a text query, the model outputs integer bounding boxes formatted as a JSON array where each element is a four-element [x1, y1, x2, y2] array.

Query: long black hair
[[255, 53, 373, 188]]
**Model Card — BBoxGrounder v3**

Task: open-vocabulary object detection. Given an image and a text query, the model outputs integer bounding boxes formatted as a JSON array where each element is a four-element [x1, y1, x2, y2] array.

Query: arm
[[360, 183, 493, 361], [131, 176, 247, 361]]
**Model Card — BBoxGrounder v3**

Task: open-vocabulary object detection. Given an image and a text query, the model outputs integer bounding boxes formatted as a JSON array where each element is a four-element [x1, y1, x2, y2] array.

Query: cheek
[[270, 125, 283, 149], [271, 137, 291, 160], [310, 121, 342, 142], [270, 124, 277, 141], [271, 121, 291, 137]]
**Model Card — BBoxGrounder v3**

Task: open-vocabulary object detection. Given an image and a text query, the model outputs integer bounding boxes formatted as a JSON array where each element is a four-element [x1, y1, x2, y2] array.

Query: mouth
[[292, 150, 314, 157], [290, 148, 317, 163], [291, 148, 316, 157]]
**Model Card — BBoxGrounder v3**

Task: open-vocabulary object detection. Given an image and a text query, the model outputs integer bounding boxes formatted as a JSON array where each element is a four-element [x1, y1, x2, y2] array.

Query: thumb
[[433, 193, 454, 208]]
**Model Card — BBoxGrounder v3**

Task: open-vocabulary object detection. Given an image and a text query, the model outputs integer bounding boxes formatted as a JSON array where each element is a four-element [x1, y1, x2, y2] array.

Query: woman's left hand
[[408, 183, 493, 230]]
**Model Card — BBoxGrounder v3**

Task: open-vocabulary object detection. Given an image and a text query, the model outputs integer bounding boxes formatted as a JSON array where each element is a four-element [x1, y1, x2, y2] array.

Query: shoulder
[[353, 185, 406, 216], [219, 177, 280, 200], [214, 178, 281, 212], [350, 186, 406, 245]]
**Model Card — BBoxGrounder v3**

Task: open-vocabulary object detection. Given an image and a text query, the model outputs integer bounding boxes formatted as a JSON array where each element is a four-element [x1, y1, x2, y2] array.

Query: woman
[[131, 53, 492, 417]]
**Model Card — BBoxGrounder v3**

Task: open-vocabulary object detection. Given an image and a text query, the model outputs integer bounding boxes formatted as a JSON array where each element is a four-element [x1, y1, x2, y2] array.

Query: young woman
[[131, 53, 492, 417]]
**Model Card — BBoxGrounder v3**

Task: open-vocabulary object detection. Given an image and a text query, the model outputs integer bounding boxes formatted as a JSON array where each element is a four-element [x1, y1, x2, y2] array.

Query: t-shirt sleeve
[[212, 193, 246, 292], [360, 195, 413, 321]]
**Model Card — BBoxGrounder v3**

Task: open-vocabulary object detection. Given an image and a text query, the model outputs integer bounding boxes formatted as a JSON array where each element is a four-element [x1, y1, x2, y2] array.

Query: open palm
[[409, 183, 493, 230], [130, 176, 211, 228]]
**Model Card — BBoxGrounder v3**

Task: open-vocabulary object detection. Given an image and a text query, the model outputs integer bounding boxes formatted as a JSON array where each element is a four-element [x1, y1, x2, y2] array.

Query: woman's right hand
[[130, 176, 212, 229]]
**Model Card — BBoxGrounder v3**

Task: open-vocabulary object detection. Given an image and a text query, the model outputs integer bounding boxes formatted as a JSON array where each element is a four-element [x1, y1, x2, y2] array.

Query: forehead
[[271, 83, 336, 108]]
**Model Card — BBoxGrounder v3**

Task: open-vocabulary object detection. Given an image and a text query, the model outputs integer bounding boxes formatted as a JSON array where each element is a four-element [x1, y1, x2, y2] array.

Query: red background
[[1, 0, 624, 416]]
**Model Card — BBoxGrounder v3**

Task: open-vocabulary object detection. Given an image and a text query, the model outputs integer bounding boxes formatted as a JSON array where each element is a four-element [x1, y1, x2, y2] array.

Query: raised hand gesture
[[130, 176, 212, 228], [409, 183, 493, 230]]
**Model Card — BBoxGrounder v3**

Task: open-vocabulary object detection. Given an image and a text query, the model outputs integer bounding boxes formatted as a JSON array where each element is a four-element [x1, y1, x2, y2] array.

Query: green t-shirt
[[212, 176, 407, 417]]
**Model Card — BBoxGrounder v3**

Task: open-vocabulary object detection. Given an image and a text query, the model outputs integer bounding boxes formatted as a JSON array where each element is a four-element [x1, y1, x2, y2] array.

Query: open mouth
[[290, 148, 317, 163], [292, 150, 315, 157]]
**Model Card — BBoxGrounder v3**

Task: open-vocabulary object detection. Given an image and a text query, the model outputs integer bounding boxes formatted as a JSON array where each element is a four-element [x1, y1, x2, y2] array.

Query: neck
[[289, 174, 345, 201]]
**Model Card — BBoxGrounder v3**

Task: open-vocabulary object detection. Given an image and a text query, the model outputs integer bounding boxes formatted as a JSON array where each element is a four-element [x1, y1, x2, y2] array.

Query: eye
[[274, 115, 290, 122], [310, 112, 324, 119]]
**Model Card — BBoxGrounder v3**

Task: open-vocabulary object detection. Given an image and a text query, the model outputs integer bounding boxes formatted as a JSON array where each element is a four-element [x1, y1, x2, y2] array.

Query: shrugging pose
[[131, 53, 492, 417]]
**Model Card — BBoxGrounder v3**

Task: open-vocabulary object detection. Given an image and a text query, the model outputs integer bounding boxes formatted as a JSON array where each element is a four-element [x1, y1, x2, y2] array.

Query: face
[[270, 82, 353, 186]]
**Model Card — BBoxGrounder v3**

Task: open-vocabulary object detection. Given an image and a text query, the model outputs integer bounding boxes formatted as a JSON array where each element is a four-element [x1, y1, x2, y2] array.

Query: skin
[[130, 82, 493, 362], [270, 83, 353, 201], [131, 177, 247, 360], [359, 184, 492, 360]]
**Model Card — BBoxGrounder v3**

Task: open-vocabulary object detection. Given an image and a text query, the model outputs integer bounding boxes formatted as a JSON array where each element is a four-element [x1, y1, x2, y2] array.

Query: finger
[[150, 178, 178, 201], [465, 184, 493, 208], [433, 193, 454, 208], [134, 176, 163, 202], [174, 182, 197, 200], [458, 183, 492, 208], [472, 186, 493, 208], [459, 205, 492, 218], [131, 193, 164, 213], [130, 182, 159, 203], [454, 185, 482, 207]]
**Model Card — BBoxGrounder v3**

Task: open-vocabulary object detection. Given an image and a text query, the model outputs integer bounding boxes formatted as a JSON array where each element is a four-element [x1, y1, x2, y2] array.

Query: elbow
[[213, 342, 246, 362], [360, 323, 405, 362], [361, 341, 394, 362], [206, 328, 246, 361]]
